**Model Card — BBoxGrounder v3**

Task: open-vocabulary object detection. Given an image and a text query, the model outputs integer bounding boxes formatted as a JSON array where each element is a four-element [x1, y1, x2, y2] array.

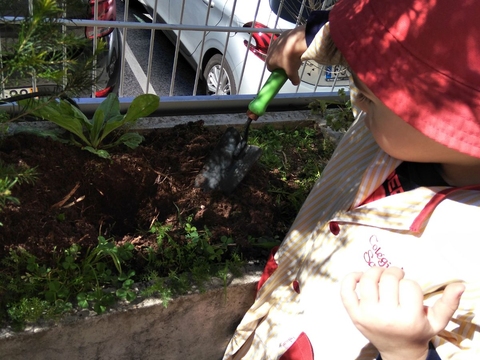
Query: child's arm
[[340, 267, 465, 360]]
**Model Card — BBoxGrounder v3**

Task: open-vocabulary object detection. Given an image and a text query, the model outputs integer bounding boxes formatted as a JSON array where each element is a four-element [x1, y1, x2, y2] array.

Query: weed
[[249, 124, 331, 212], [248, 235, 282, 249], [6, 297, 71, 331], [0, 214, 245, 329], [310, 88, 355, 132], [322, 136, 338, 160], [146, 215, 240, 285], [77, 287, 115, 315], [0, 161, 37, 215], [133, 212, 245, 302], [140, 271, 173, 307], [0, 236, 135, 328]]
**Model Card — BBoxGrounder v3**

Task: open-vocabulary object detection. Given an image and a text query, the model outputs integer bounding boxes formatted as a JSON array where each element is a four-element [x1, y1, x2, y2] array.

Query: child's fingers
[[340, 271, 363, 313], [286, 70, 301, 86], [427, 282, 465, 333], [378, 267, 404, 305], [341, 267, 407, 313], [397, 278, 425, 312], [357, 266, 385, 302], [265, 26, 304, 86]]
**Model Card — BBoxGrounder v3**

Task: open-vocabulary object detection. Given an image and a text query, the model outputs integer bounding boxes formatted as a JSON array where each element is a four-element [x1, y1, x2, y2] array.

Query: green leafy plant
[[77, 287, 115, 315], [0, 161, 37, 224], [0, 215, 244, 329], [116, 270, 136, 302], [20, 93, 160, 158], [0, 175, 29, 208]]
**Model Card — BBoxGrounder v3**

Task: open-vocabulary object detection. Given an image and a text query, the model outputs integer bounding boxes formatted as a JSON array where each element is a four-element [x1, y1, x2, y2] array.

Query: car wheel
[[203, 54, 237, 95]]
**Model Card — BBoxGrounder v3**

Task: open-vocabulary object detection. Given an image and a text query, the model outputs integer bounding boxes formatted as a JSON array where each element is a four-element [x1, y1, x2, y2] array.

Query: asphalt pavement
[[116, 0, 201, 97]]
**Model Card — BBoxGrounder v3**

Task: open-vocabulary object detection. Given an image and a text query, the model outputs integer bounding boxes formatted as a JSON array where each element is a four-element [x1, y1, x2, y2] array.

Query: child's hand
[[265, 25, 307, 86], [340, 267, 465, 360]]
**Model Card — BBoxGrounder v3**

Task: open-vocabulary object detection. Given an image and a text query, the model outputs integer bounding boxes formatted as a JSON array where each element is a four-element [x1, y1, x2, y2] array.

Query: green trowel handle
[[248, 68, 288, 120]]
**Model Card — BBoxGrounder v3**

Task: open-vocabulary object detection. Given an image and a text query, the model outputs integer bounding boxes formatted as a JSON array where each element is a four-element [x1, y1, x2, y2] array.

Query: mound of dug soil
[[0, 121, 322, 266]]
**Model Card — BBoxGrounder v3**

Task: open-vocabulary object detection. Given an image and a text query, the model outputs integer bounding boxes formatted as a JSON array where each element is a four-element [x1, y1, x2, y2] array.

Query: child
[[223, 0, 480, 359]]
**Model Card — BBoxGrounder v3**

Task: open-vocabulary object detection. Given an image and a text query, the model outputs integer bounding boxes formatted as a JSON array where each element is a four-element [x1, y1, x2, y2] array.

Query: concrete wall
[[0, 271, 260, 360]]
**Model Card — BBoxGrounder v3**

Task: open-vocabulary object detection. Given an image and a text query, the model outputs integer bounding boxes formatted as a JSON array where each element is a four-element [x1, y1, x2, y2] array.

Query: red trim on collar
[[410, 185, 480, 232]]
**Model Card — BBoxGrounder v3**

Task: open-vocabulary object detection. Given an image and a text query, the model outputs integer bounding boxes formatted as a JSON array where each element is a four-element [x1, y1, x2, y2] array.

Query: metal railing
[[1, 0, 345, 118]]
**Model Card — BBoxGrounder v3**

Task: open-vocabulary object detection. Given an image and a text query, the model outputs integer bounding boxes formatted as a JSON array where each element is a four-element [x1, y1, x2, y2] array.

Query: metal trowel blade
[[195, 127, 261, 192], [215, 144, 262, 193]]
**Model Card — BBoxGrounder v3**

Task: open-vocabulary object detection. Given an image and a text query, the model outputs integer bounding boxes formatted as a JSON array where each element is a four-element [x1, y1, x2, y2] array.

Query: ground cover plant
[[0, 120, 339, 330]]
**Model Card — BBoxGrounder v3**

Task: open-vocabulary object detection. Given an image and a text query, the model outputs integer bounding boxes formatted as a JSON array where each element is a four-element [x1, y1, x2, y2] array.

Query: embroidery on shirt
[[363, 235, 392, 268]]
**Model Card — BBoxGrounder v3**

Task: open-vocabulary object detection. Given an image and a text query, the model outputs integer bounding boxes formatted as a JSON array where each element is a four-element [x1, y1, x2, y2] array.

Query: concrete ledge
[[8, 110, 318, 135], [0, 267, 262, 360]]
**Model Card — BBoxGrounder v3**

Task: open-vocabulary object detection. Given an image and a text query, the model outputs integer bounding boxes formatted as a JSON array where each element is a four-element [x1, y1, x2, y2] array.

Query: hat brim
[[330, 0, 480, 158]]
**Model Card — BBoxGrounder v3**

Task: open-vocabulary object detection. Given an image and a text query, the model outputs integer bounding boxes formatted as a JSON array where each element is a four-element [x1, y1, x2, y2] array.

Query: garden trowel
[[195, 69, 288, 193]]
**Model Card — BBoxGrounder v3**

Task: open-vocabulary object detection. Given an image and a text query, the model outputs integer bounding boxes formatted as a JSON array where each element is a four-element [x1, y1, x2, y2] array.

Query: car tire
[[203, 54, 237, 95]]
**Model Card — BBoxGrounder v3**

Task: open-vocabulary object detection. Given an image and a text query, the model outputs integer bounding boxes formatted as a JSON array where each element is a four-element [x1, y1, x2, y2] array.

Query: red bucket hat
[[329, 0, 480, 158]]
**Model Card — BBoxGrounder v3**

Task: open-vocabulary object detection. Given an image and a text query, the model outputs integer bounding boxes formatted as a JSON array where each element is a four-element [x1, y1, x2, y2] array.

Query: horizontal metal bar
[[78, 92, 341, 117], [0, 17, 286, 33], [1, 92, 343, 118]]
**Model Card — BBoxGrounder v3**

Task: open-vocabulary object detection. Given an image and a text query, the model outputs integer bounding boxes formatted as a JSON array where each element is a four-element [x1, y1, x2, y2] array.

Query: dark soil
[[0, 121, 319, 269]]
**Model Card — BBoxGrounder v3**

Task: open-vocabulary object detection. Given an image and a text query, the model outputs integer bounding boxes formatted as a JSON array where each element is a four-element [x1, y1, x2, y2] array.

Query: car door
[[168, 0, 226, 62], [140, 0, 169, 23]]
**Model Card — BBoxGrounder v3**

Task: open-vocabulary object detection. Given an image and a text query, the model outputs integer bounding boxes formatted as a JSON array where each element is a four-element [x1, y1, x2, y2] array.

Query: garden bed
[[0, 119, 334, 329]]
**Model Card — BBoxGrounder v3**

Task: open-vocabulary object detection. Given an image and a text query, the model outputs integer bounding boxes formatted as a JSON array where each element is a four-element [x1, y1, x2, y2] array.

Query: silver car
[[137, 0, 347, 95]]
